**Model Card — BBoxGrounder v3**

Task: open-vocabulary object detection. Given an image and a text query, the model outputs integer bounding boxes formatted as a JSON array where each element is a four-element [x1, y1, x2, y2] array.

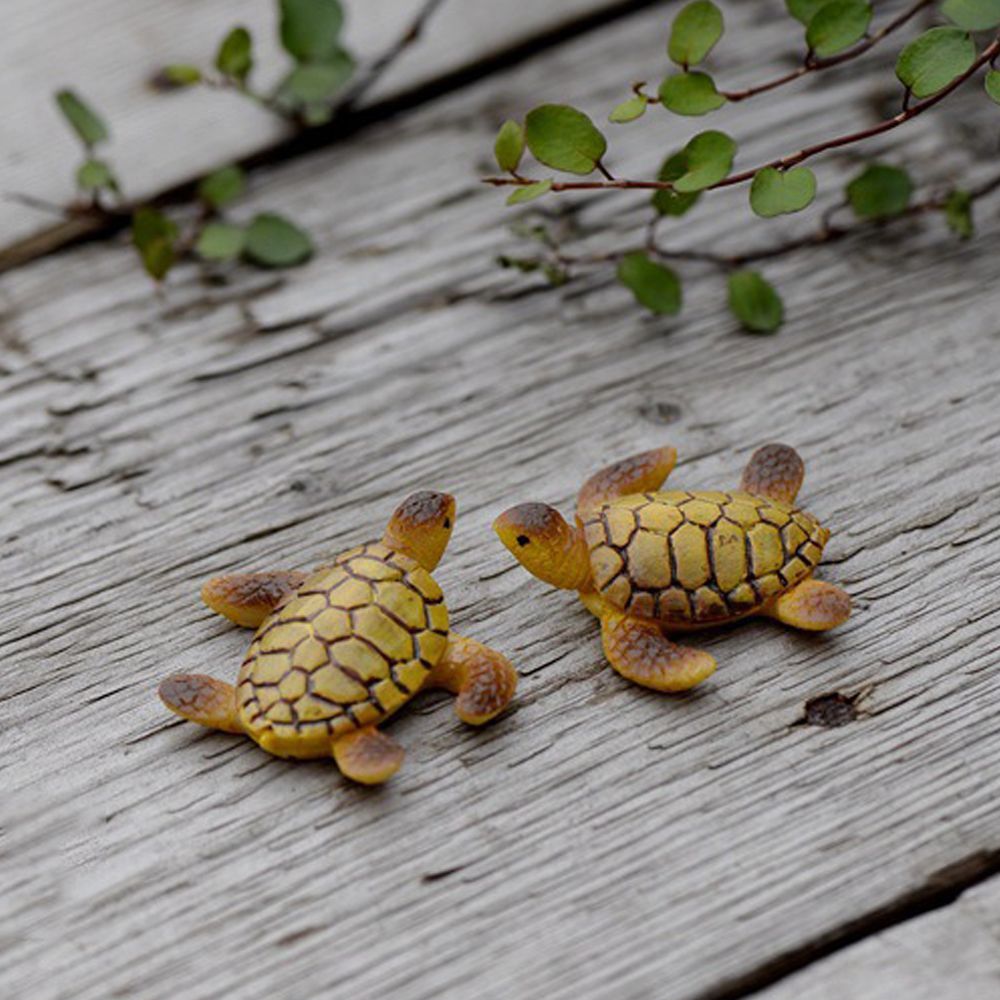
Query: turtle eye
[[443, 517, 451, 529], [516, 535, 530, 547]]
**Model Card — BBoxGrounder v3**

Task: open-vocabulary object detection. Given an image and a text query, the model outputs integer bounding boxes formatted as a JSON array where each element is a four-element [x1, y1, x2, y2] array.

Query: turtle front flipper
[[576, 445, 677, 519], [600, 610, 716, 692], [740, 443, 805, 504], [159, 674, 243, 733], [201, 571, 308, 627], [332, 726, 405, 785], [426, 633, 518, 725], [764, 578, 851, 631]]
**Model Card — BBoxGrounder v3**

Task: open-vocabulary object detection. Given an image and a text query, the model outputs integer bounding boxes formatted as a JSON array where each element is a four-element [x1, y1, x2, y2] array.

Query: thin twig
[[512, 171, 1000, 274], [485, 37, 1000, 196], [337, 0, 448, 111]]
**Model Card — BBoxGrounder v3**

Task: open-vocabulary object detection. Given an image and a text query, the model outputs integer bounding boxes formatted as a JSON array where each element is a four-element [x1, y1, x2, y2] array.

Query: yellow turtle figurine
[[494, 444, 850, 692], [160, 492, 517, 784]]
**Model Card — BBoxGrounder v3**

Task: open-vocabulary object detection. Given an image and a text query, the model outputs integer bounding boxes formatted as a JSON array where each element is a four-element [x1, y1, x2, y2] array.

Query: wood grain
[[2, 3, 999, 999]]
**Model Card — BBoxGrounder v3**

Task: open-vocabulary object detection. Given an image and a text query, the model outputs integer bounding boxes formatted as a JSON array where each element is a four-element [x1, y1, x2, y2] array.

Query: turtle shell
[[236, 542, 449, 758], [582, 490, 829, 626]]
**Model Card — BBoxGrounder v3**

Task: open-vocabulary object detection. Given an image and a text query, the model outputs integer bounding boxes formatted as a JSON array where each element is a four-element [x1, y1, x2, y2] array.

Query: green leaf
[[941, 0, 1000, 30], [494, 120, 526, 172], [785, 0, 828, 25], [845, 163, 912, 218], [806, 1, 872, 58], [196, 222, 247, 261], [609, 95, 648, 123], [160, 64, 202, 87], [986, 68, 1000, 103], [728, 271, 784, 333], [651, 152, 702, 216], [668, 1, 724, 67], [131, 208, 179, 282], [895, 27, 975, 98], [524, 104, 607, 175], [617, 253, 682, 315], [658, 72, 726, 115], [75, 158, 118, 193], [55, 90, 108, 147], [243, 213, 313, 267], [197, 166, 245, 209], [216, 27, 253, 81], [944, 189, 974, 238], [280, 0, 344, 62], [506, 179, 554, 205], [673, 130, 736, 192], [277, 53, 354, 105], [749, 166, 817, 217]]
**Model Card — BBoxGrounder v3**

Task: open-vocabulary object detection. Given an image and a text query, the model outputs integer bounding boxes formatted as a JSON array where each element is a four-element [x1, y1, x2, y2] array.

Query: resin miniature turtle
[[160, 492, 517, 784], [494, 444, 850, 692]]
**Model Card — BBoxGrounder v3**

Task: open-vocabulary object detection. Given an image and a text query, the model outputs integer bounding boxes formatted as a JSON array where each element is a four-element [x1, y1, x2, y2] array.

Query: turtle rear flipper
[[765, 578, 851, 631], [201, 570, 308, 628], [159, 674, 243, 733], [332, 727, 404, 785], [740, 443, 805, 504]]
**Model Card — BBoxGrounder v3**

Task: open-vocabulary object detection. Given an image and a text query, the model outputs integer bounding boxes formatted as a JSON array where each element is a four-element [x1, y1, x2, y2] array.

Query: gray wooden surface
[[3, 2, 1000, 999]]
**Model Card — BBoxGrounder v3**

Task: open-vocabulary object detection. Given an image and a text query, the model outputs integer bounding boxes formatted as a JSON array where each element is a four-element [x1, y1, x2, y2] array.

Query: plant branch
[[507, 171, 1000, 275], [336, 0, 448, 112], [719, 0, 934, 102], [484, 36, 1000, 196]]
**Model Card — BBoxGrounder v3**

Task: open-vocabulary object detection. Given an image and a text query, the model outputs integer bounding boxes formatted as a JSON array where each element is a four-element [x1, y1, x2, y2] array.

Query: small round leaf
[[280, 0, 345, 62], [986, 69, 1000, 104], [941, 0, 1000, 30], [806, 1, 872, 58], [160, 65, 202, 87], [196, 223, 247, 261], [55, 90, 108, 147], [609, 95, 648, 123], [658, 72, 726, 115], [244, 214, 313, 267], [506, 179, 554, 205], [749, 166, 817, 217], [673, 130, 736, 192], [197, 166, 245, 209], [278, 54, 354, 104], [494, 120, 526, 173], [845, 163, 912, 218], [728, 271, 784, 333], [652, 152, 701, 217], [132, 208, 179, 282], [785, 0, 828, 25], [668, 1, 724, 67], [524, 105, 607, 176], [895, 27, 975, 99], [944, 190, 974, 238], [216, 27, 253, 81], [76, 159, 118, 193], [617, 253, 682, 315]]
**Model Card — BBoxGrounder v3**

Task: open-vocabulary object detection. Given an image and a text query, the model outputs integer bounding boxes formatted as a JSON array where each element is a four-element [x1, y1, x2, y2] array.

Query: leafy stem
[[484, 34, 1000, 197]]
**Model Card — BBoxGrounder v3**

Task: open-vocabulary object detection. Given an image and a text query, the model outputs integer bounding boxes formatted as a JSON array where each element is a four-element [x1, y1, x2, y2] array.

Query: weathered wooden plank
[[757, 876, 1000, 1000], [2, 4, 1000, 1000], [0, 0, 650, 263]]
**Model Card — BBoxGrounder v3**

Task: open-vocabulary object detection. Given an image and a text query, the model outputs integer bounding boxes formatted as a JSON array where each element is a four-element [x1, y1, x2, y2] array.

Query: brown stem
[[523, 171, 1000, 273], [483, 37, 1000, 196], [720, 0, 933, 102]]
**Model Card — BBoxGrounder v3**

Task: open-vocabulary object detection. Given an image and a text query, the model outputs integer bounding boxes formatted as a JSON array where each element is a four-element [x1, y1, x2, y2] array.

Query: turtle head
[[493, 503, 590, 591], [383, 491, 456, 571]]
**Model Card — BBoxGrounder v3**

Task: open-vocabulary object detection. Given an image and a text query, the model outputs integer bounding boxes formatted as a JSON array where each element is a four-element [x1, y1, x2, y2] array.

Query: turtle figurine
[[493, 444, 850, 692], [159, 492, 517, 784]]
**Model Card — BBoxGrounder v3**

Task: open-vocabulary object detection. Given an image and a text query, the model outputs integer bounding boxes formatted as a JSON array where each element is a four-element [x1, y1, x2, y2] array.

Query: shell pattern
[[582, 490, 829, 625], [237, 542, 449, 757]]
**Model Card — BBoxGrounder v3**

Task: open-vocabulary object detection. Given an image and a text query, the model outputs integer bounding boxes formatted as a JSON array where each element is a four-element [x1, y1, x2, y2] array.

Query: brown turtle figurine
[[494, 444, 850, 691], [160, 492, 517, 784]]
